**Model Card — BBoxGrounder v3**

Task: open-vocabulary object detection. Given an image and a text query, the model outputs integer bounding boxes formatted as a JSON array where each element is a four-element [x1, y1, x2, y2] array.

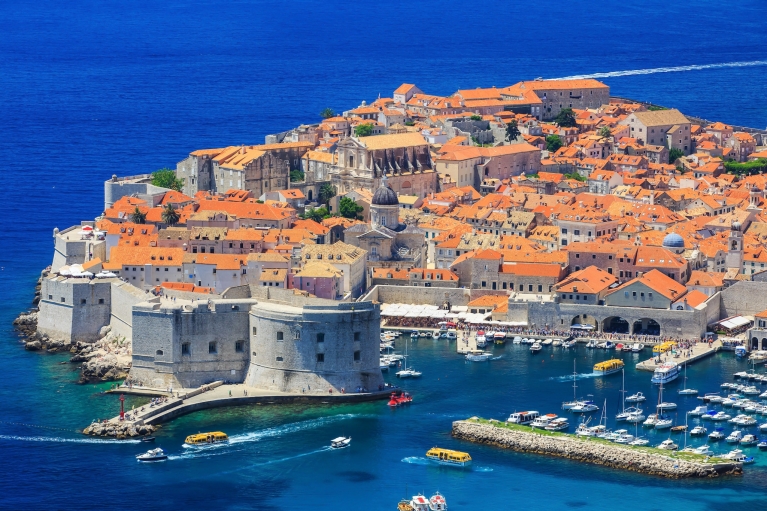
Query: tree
[[668, 147, 685, 164], [564, 172, 586, 182], [151, 168, 184, 192], [339, 197, 364, 220], [354, 123, 373, 137], [303, 207, 330, 222], [470, 114, 482, 121], [161, 204, 180, 226], [554, 108, 577, 128], [320, 108, 335, 119], [130, 206, 146, 224], [506, 120, 521, 142], [545, 135, 563, 153], [597, 126, 612, 140], [290, 169, 305, 182], [319, 183, 336, 206]]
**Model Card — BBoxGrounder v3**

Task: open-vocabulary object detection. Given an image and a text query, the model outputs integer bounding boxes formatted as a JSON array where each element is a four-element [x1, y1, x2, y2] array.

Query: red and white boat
[[388, 391, 413, 407]]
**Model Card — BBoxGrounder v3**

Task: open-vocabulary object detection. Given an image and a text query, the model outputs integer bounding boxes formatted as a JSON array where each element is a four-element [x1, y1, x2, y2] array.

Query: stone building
[[500, 79, 610, 120], [37, 276, 115, 343], [619, 109, 692, 155]]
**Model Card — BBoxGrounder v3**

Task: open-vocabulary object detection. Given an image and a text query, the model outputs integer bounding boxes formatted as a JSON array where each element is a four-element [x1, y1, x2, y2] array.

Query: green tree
[[597, 126, 612, 140], [320, 108, 336, 119], [564, 172, 586, 182], [151, 168, 184, 192], [319, 183, 336, 206], [724, 158, 767, 176], [303, 207, 330, 222], [354, 123, 373, 137], [554, 108, 577, 128], [339, 197, 364, 220], [545, 135, 563, 152], [506, 120, 521, 142], [130, 206, 146, 224], [404, 120, 415, 127], [648, 105, 667, 111], [290, 169, 305, 182], [470, 114, 482, 121], [668, 147, 685, 164], [161, 204, 180, 226]]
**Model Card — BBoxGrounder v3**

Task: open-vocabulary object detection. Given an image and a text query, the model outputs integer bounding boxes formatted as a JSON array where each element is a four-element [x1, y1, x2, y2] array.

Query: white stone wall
[[37, 277, 113, 342]]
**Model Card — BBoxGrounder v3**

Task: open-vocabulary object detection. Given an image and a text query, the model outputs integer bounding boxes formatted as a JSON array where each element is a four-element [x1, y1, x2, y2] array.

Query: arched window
[[372, 246, 378, 256], [349, 155, 354, 167], [308, 190, 313, 201], [381, 216, 386, 226]]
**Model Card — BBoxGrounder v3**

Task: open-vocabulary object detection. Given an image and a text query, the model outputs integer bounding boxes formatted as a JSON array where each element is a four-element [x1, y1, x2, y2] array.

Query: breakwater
[[452, 419, 742, 479]]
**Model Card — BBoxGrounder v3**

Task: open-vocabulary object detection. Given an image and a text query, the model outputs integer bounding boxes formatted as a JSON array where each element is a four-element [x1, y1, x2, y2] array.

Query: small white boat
[[545, 418, 570, 431], [431, 331, 440, 339], [734, 371, 749, 378], [682, 445, 712, 455], [742, 386, 760, 395], [688, 406, 708, 417], [722, 449, 754, 463], [690, 426, 707, 436], [418, 331, 429, 338], [657, 439, 678, 450], [711, 412, 731, 421], [760, 423, 767, 432], [625, 412, 646, 423], [530, 414, 558, 428], [708, 430, 725, 441], [465, 350, 493, 362], [446, 331, 457, 340], [530, 343, 542, 354], [643, 414, 659, 427], [615, 432, 635, 444], [136, 448, 168, 462], [615, 407, 642, 421], [542, 339, 553, 346], [330, 436, 351, 449], [396, 369, 422, 378], [570, 401, 599, 413], [678, 388, 698, 395], [629, 438, 649, 446], [657, 402, 677, 411], [631, 343, 645, 352], [512, 336, 522, 344], [654, 418, 673, 429], [625, 392, 646, 403], [586, 341, 597, 349], [740, 434, 757, 446], [552, 339, 562, 347], [725, 430, 743, 443], [507, 411, 540, 425]]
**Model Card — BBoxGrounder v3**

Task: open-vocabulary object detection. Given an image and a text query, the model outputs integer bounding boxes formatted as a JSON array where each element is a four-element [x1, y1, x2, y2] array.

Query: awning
[[717, 316, 751, 330]]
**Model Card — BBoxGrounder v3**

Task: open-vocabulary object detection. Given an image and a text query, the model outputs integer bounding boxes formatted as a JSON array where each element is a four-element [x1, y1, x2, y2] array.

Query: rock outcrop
[[83, 421, 156, 439], [74, 331, 132, 383], [452, 419, 742, 479]]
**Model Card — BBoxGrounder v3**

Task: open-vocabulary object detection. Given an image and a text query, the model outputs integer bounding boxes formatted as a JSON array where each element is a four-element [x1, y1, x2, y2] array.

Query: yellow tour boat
[[593, 359, 624, 376], [653, 341, 677, 353], [184, 431, 229, 445], [425, 447, 472, 466]]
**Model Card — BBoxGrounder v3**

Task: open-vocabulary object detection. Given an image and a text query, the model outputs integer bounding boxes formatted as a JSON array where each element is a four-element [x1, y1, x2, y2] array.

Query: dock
[[636, 340, 721, 372]]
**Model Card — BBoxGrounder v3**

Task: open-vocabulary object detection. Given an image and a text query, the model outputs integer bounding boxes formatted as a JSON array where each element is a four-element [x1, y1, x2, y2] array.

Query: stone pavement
[[636, 340, 721, 372]]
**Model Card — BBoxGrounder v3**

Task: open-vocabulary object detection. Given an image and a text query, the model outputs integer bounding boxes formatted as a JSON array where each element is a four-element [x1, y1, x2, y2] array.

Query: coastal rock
[[25, 340, 42, 351], [99, 325, 112, 337], [13, 311, 38, 327], [83, 421, 155, 439]]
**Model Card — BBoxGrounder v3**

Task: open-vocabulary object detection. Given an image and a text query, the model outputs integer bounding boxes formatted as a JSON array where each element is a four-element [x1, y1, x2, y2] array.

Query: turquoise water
[[1, 0, 767, 508]]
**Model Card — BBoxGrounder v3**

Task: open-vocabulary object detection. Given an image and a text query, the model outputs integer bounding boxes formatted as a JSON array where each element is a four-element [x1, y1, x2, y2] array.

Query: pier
[[452, 418, 742, 479], [84, 382, 391, 437], [636, 340, 721, 372]]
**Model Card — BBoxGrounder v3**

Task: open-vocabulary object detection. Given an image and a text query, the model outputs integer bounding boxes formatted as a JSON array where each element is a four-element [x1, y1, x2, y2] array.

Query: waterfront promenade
[[636, 340, 722, 372]]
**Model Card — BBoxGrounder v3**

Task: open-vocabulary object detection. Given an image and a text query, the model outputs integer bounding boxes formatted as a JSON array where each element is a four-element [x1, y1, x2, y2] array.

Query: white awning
[[718, 316, 751, 330]]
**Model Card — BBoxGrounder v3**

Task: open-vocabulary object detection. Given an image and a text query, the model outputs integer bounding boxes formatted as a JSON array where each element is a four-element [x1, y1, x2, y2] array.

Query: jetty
[[636, 340, 721, 372], [452, 418, 742, 479], [84, 381, 391, 438]]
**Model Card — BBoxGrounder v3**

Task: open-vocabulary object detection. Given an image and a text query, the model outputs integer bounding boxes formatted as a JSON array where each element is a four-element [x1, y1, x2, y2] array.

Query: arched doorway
[[308, 189, 313, 201], [762, 338, 767, 350], [571, 314, 598, 332], [633, 318, 660, 336], [603, 316, 629, 334]]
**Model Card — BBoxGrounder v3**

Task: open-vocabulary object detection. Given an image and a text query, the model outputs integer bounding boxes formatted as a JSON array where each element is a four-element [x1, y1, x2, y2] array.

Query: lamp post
[[119, 394, 125, 421]]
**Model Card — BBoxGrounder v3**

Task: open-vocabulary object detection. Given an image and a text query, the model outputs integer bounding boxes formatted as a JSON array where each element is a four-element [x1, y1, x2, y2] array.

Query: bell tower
[[725, 221, 743, 272]]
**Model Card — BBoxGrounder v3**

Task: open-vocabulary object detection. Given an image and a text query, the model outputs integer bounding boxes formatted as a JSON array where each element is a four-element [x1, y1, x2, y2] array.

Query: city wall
[[37, 277, 113, 343]]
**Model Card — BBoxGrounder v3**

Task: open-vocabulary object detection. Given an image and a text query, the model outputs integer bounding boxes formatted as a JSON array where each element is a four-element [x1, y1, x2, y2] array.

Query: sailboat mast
[[573, 360, 577, 402]]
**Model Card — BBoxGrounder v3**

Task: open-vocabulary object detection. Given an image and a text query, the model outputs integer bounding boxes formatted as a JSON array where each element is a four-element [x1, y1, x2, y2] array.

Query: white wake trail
[[554, 60, 767, 80], [0, 434, 140, 444]]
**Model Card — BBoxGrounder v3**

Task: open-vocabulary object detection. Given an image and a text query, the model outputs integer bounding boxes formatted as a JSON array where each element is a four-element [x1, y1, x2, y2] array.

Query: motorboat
[[465, 350, 493, 362], [761, 423, 767, 432], [722, 449, 754, 463], [757, 441, 767, 450], [643, 414, 659, 427], [690, 426, 707, 436], [530, 414, 558, 428], [711, 412, 731, 421], [625, 392, 646, 403], [750, 350, 767, 361], [689, 406, 708, 417], [387, 391, 413, 407], [396, 368, 422, 378], [631, 343, 645, 352], [418, 331, 429, 338], [657, 439, 678, 450], [629, 437, 649, 446], [507, 411, 540, 425], [431, 331, 440, 339], [552, 339, 562, 347], [651, 362, 680, 384], [140, 436, 156, 443], [735, 346, 747, 358], [136, 448, 168, 462], [702, 393, 723, 403], [410, 331, 419, 338], [593, 359, 624, 376], [721, 398, 736, 407], [678, 388, 698, 395], [682, 445, 712, 455], [733, 371, 749, 378], [740, 434, 758, 446], [625, 411, 646, 423], [616, 407, 643, 421], [446, 330, 457, 340], [670, 425, 688, 433], [542, 339, 553, 346], [654, 418, 673, 429], [615, 432, 635, 444], [622, 344, 633, 353], [425, 447, 472, 467], [731, 415, 757, 427], [708, 430, 725, 441], [600, 431, 621, 441], [570, 401, 599, 413], [530, 342, 542, 353], [380, 359, 389, 371], [563, 340, 577, 348], [330, 437, 351, 449], [586, 341, 597, 349], [725, 430, 743, 443], [657, 402, 677, 411], [512, 336, 522, 344], [742, 386, 760, 395], [545, 418, 570, 431]]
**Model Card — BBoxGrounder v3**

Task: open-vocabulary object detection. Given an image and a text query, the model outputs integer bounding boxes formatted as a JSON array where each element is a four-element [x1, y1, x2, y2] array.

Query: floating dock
[[636, 340, 721, 372]]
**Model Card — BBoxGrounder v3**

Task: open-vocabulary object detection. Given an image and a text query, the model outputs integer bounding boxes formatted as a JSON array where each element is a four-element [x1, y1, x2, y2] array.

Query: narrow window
[[252, 326, 257, 336], [182, 343, 190, 355], [316, 353, 325, 362], [156, 350, 163, 356], [276, 356, 283, 362], [277, 331, 284, 341], [354, 332, 361, 342], [317, 333, 325, 343], [98, 298, 105, 304], [80, 299, 86, 305], [235, 341, 244, 353], [209, 342, 217, 354], [354, 351, 361, 361]]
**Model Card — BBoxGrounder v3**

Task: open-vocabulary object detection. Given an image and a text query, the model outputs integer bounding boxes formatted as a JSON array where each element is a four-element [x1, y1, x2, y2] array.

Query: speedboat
[[615, 407, 642, 421], [711, 412, 731, 421], [725, 430, 743, 443], [615, 432, 635, 444], [552, 339, 562, 347], [690, 426, 707, 436], [689, 406, 708, 417], [643, 414, 659, 427], [622, 344, 633, 352], [586, 341, 597, 349], [734, 371, 749, 378], [625, 392, 646, 403], [629, 437, 649, 446], [545, 418, 570, 431], [722, 449, 754, 463], [740, 434, 757, 446], [708, 430, 725, 441], [396, 368, 422, 378], [625, 411, 646, 423], [330, 437, 351, 449], [530, 342, 542, 353], [512, 336, 522, 344], [742, 386, 760, 395], [431, 331, 440, 339], [542, 339, 553, 346], [465, 350, 493, 362], [657, 402, 677, 411], [654, 418, 673, 429], [631, 343, 645, 352], [678, 388, 699, 396], [761, 423, 767, 432], [758, 441, 767, 450], [388, 391, 413, 407], [136, 448, 167, 462], [657, 439, 678, 450], [570, 401, 599, 413], [140, 436, 156, 443]]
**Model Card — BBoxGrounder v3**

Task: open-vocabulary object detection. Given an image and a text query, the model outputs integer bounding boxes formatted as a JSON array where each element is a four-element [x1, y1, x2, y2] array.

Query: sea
[[1, 0, 766, 509]]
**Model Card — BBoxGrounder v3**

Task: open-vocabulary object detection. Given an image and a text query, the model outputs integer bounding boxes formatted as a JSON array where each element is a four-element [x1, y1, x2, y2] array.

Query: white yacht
[[725, 430, 743, 443], [688, 406, 708, 417], [330, 437, 351, 449], [530, 414, 558, 428], [654, 417, 673, 429], [465, 350, 493, 362], [507, 411, 540, 425], [711, 412, 731, 421], [643, 414, 659, 427], [625, 411, 646, 423], [690, 426, 707, 436], [136, 448, 167, 462], [651, 362, 680, 384], [657, 439, 678, 450], [708, 430, 725, 441], [722, 449, 755, 463], [570, 401, 599, 413], [625, 392, 646, 403], [740, 434, 758, 446], [616, 407, 643, 421], [512, 336, 522, 344], [657, 402, 677, 411], [631, 343, 645, 352], [545, 418, 570, 431], [615, 432, 635, 444], [629, 437, 649, 446], [529, 342, 542, 353]]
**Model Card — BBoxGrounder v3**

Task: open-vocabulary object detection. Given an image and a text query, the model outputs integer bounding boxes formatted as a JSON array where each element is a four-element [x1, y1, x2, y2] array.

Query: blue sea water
[[1, 0, 767, 508]]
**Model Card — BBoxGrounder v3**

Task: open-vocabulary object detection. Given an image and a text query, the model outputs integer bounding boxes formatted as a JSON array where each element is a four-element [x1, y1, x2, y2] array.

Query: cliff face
[[451, 420, 742, 479]]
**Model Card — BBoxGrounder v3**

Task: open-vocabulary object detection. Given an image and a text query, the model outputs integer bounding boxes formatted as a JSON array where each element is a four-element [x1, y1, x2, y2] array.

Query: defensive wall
[[51, 225, 106, 273], [109, 280, 156, 342], [37, 276, 114, 343], [720, 281, 767, 318], [103, 174, 171, 210]]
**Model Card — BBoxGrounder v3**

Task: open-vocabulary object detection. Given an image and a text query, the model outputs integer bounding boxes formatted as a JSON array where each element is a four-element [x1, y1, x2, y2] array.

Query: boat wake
[[490, 356, 503, 361], [554, 60, 767, 80], [402, 457, 493, 471], [473, 466, 494, 472], [549, 372, 600, 382], [0, 434, 140, 444], [168, 449, 243, 461]]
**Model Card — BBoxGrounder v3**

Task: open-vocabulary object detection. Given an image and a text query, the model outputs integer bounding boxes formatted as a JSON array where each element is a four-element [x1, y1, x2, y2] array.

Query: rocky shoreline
[[452, 419, 743, 479], [12, 271, 131, 383], [83, 421, 157, 439]]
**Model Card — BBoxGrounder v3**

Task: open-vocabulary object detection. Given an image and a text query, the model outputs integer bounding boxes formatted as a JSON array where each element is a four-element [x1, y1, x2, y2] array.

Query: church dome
[[662, 233, 685, 248], [732, 221, 742, 232], [372, 183, 399, 206]]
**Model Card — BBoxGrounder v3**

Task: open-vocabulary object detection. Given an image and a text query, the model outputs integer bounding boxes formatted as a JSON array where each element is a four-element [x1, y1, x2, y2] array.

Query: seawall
[[451, 419, 742, 479]]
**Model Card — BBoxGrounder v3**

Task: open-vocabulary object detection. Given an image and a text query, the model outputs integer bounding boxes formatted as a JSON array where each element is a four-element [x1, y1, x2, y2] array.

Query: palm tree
[[506, 120, 521, 142], [161, 204, 180, 226], [130, 206, 146, 224]]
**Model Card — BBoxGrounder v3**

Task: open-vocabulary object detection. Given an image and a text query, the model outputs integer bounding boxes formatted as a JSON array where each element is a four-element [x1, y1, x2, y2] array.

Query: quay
[[636, 340, 722, 372], [452, 418, 742, 479], [85, 381, 391, 437]]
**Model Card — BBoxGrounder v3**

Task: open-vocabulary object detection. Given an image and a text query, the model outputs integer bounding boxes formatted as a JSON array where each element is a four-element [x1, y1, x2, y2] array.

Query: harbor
[[637, 340, 723, 372]]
